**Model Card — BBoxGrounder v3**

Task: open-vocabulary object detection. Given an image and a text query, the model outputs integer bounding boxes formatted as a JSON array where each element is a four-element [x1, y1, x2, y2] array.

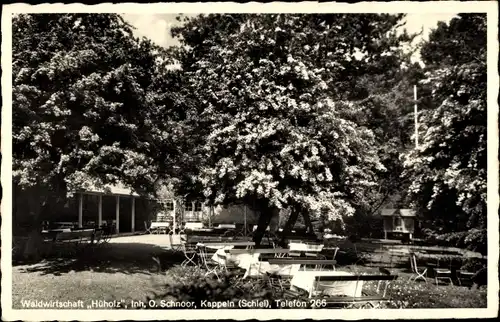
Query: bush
[[421, 228, 487, 256], [460, 257, 486, 272], [146, 268, 280, 309]]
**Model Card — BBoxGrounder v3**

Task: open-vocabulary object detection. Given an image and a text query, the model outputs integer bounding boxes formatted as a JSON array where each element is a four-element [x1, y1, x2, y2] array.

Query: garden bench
[[228, 248, 290, 255], [50, 229, 97, 256], [268, 258, 337, 270], [201, 241, 255, 248]]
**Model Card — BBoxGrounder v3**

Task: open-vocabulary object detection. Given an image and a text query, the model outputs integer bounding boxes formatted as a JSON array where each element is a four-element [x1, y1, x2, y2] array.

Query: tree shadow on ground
[[13, 243, 185, 276]]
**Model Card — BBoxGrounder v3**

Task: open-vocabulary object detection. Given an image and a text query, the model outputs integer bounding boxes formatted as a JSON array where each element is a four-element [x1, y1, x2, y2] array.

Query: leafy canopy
[[12, 14, 169, 197], [169, 14, 414, 222], [402, 14, 487, 236]]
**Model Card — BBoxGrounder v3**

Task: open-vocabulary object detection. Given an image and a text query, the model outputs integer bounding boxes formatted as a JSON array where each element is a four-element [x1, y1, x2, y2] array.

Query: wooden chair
[[433, 258, 453, 286], [409, 253, 427, 283]]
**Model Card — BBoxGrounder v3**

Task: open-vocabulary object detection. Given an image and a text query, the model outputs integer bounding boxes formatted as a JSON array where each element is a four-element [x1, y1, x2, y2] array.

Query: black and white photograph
[[1, 2, 498, 320]]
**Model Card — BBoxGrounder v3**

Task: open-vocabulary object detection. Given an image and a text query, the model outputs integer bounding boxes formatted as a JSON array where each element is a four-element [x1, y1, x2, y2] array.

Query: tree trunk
[[22, 187, 46, 261], [252, 202, 275, 247], [279, 207, 300, 244], [302, 211, 315, 234]]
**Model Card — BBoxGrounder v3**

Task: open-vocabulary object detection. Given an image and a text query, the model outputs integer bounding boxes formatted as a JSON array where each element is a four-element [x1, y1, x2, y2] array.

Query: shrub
[[421, 228, 487, 256], [146, 268, 280, 309], [461, 257, 486, 272]]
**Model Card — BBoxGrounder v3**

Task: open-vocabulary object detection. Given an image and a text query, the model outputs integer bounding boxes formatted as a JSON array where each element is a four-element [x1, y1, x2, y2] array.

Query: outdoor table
[[150, 222, 170, 234], [246, 261, 301, 278], [200, 241, 255, 247], [210, 247, 300, 278], [217, 224, 237, 229], [185, 222, 204, 230], [290, 270, 362, 298], [289, 242, 324, 252], [53, 221, 76, 228], [228, 248, 290, 255], [42, 229, 70, 241], [197, 241, 254, 261], [213, 246, 261, 272]]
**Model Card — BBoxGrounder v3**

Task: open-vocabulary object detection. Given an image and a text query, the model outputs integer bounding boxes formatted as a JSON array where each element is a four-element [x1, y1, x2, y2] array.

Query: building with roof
[[380, 208, 417, 240], [75, 182, 141, 233]]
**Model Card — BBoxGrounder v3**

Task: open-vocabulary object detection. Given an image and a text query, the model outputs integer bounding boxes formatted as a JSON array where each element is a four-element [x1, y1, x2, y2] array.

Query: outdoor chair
[[457, 270, 475, 286], [376, 267, 393, 294], [144, 221, 152, 234], [198, 245, 221, 280], [408, 253, 427, 283], [266, 272, 292, 293], [179, 235, 198, 267], [331, 247, 340, 260], [433, 259, 453, 286]]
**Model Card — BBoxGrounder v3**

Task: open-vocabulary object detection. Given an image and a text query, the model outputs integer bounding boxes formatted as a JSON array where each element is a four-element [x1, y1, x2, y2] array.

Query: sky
[[122, 13, 460, 51]]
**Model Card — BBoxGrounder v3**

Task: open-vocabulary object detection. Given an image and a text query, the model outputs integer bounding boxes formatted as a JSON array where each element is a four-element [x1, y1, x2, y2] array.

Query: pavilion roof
[[76, 182, 140, 197], [380, 208, 417, 217]]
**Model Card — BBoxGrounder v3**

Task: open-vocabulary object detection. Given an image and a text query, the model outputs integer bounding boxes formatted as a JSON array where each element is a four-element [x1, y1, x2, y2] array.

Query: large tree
[[168, 14, 414, 244], [402, 14, 487, 253], [12, 14, 170, 257]]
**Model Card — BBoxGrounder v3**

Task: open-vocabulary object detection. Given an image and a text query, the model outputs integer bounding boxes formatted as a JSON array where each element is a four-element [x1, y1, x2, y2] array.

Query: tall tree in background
[[12, 14, 167, 257], [341, 60, 425, 237], [169, 14, 414, 245], [402, 14, 487, 254]]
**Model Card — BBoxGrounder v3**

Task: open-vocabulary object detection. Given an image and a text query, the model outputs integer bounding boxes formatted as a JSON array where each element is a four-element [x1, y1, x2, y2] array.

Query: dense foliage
[[148, 268, 279, 309], [12, 13, 488, 252], [168, 14, 415, 242], [12, 14, 170, 197], [402, 14, 487, 252]]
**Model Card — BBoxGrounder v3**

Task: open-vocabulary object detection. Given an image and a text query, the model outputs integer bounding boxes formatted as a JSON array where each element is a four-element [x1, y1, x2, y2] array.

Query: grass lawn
[[13, 266, 166, 309], [12, 239, 180, 309], [354, 266, 487, 308], [11, 236, 487, 309]]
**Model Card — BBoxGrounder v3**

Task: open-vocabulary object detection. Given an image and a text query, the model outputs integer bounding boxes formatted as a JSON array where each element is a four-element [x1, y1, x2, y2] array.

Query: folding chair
[[179, 235, 198, 267], [376, 267, 393, 295], [198, 245, 221, 280], [144, 221, 152, 234], [408, 253, 427, 283], [266, 272, 292, 293], [433, 258, 453, 285], [331, 247, 339, 260]]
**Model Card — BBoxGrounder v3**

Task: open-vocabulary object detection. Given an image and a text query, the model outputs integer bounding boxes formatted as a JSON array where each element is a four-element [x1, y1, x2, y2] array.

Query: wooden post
[[98, 195, 102, 227], [115, 196, 120, 234], [414, 85, 419, 149], [208, 206, 212, 228], [172, 199, 176, 234], [131, 196, 135, 233], [78, 193, 83, 228], [244, 204, 247, 236]]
